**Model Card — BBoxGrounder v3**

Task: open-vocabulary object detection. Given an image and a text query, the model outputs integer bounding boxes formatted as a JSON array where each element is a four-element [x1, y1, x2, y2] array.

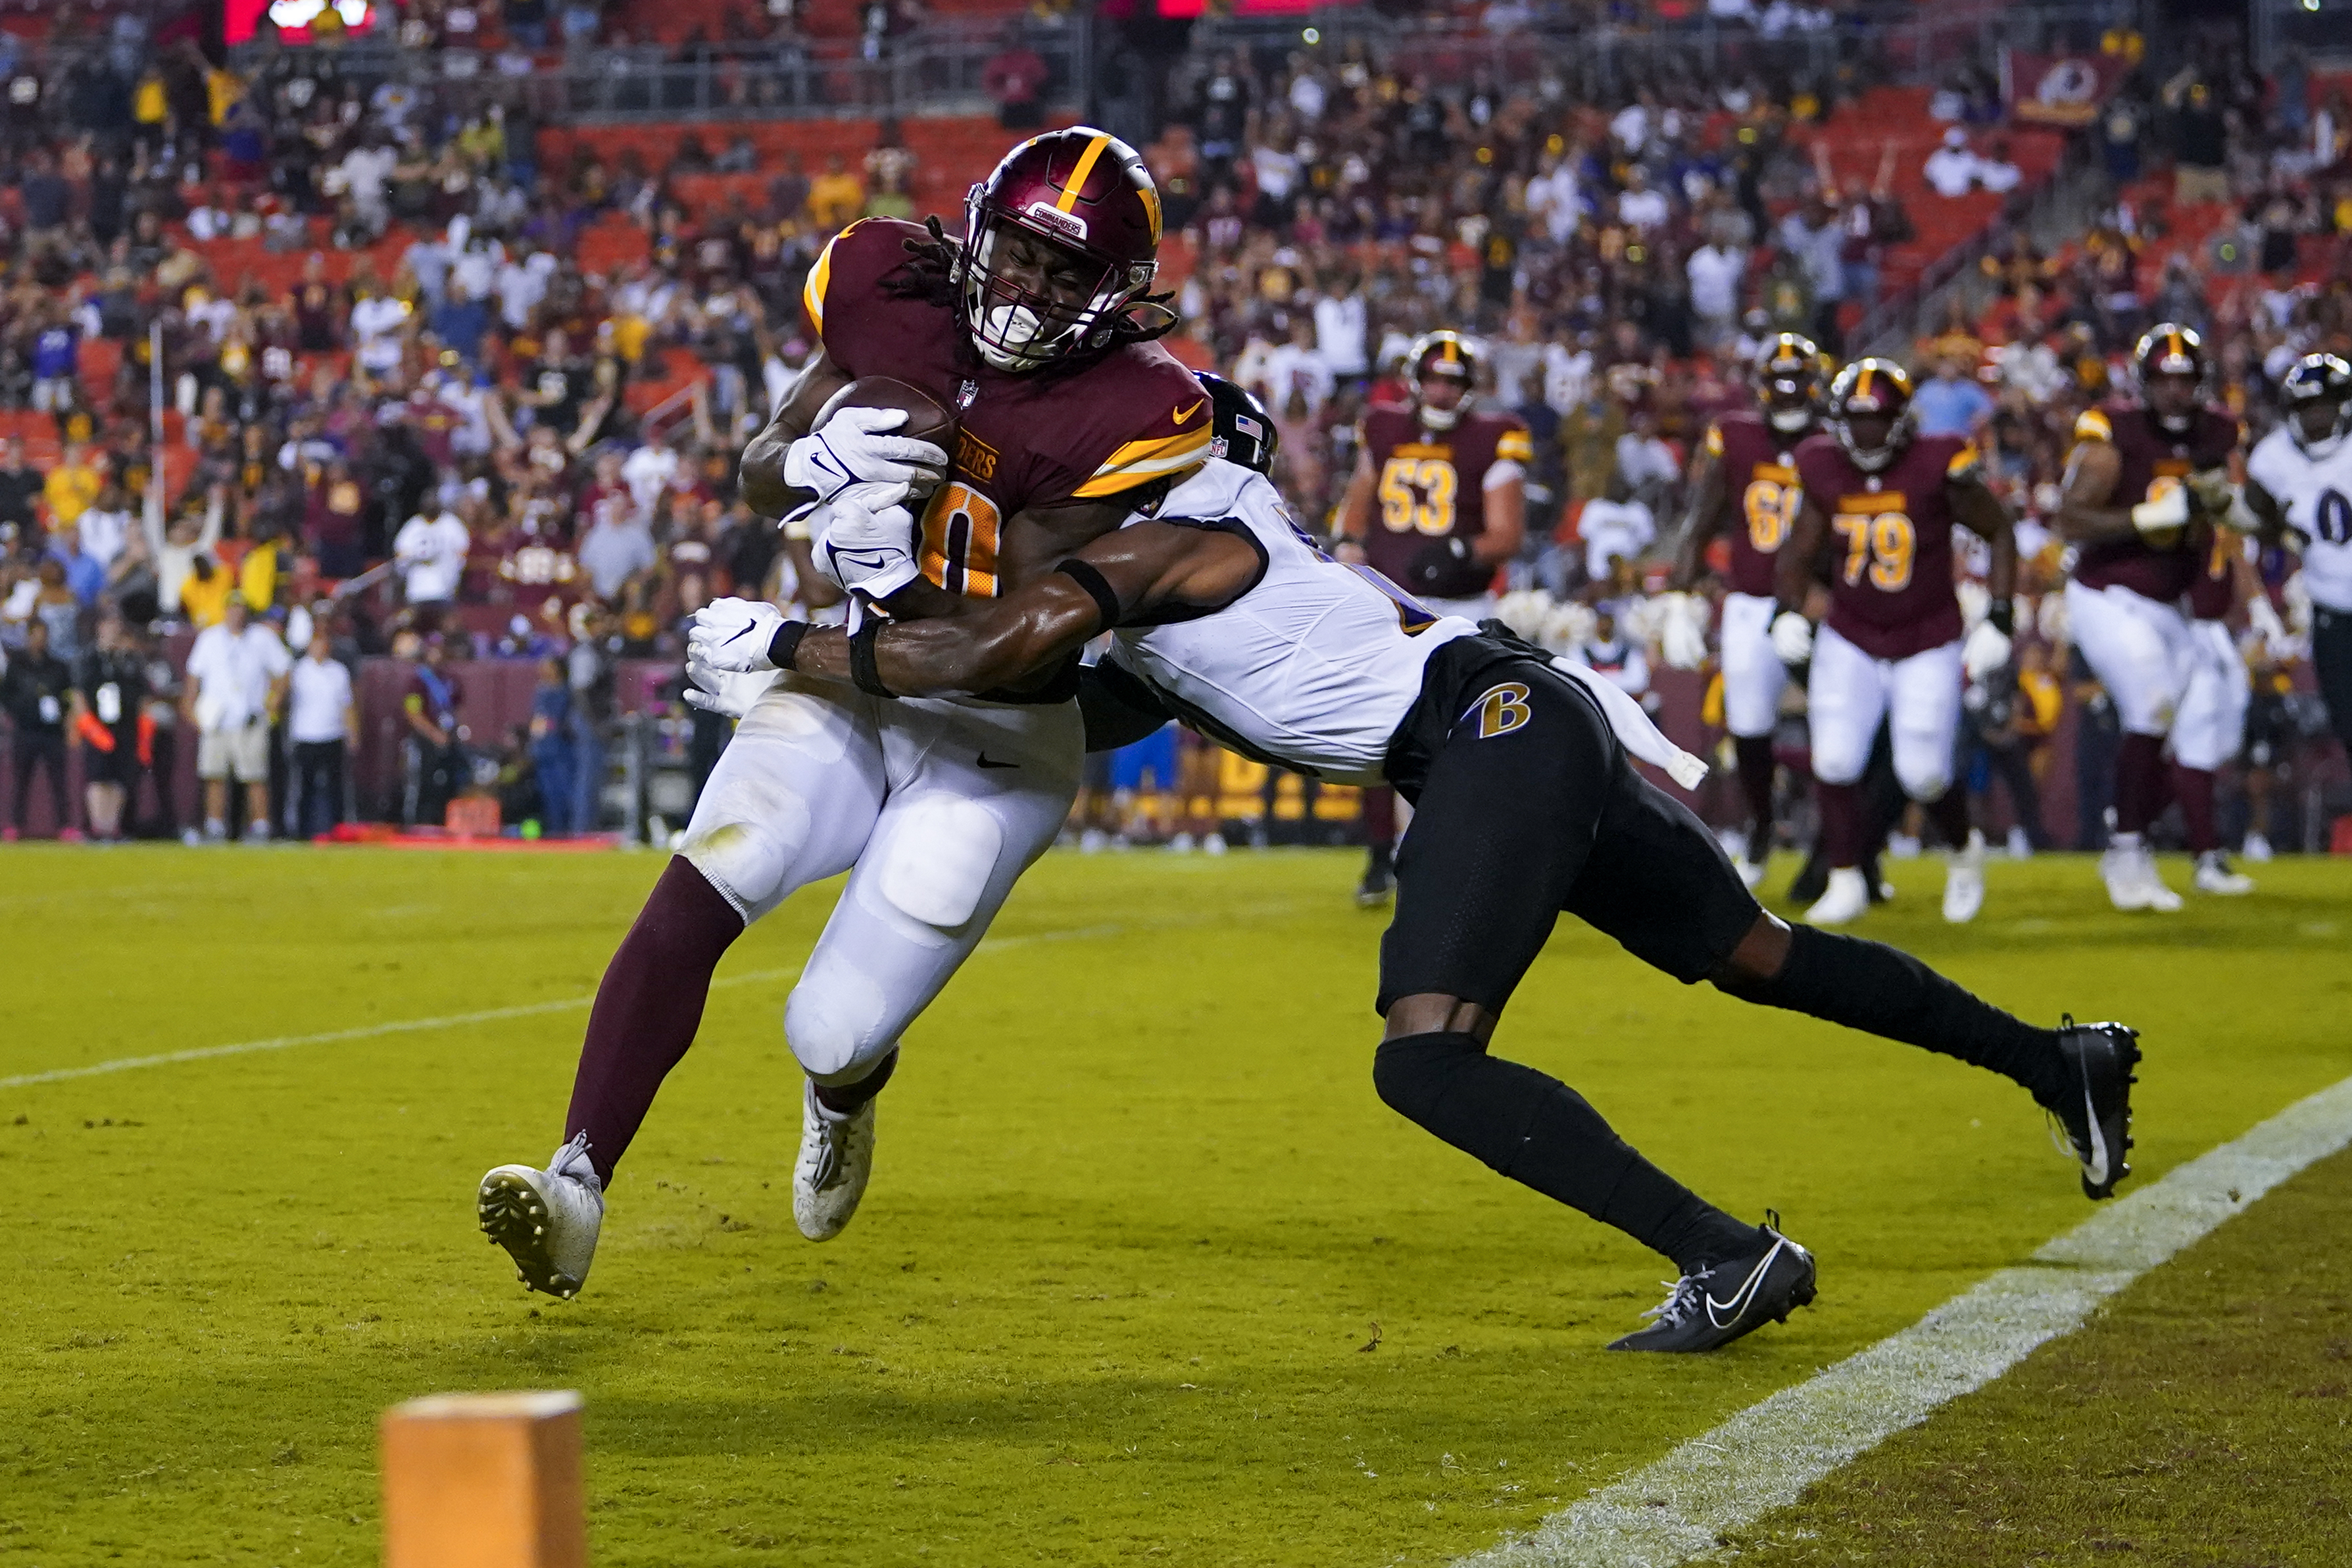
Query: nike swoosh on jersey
[[1705, 1240, 1784, 1329], [976, 752, 1019, 770], [1173, 399, 1206, 426]]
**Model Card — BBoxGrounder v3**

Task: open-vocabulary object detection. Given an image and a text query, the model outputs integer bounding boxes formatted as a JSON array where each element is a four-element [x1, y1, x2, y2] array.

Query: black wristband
[[767, 619, 811, 672], [848, 616, 896, 698], [1986, 599, 2015, 637], [1055, 557, 1123, 633]]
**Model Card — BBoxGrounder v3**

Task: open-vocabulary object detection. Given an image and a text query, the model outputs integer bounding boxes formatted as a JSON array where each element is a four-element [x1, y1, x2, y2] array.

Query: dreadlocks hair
[[885, 214, 1183, 363]]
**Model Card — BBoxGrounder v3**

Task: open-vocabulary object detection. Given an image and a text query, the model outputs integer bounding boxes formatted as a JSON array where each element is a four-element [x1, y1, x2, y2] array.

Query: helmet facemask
[[2290, 396, 2348, 461], [960, 196, 1152, 373], [1416, 369, 1473, 431], [1833, 410, 1907, 473]]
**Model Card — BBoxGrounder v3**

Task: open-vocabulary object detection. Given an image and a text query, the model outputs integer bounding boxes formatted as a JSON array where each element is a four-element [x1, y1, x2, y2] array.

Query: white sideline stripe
[[0, 921, 1129, 1092], [1454, 1071, 2352, 1568]]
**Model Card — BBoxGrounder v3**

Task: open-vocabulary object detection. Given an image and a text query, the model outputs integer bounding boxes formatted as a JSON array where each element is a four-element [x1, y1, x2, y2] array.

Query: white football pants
[[2171, 618, 2250, 771], [2064, 577, 2193, 737], [1806, 622, 1965, 800], [1718, 591, 1788, 739], [679, 675, 1082, 1087]]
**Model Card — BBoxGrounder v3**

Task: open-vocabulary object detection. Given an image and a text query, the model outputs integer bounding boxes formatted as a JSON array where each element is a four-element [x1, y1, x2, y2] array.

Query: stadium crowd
[[0, 3, 2347, 860]]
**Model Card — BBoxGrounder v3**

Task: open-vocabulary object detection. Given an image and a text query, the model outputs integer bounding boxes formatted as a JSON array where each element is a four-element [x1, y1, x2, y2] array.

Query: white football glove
[[682, 652, 781, 721], [1770, 610, 1814, 666], [2247, 590, 2290, 657], [782, 406, 948, 506], [2185, 466, 2237, 516], [1962, 618, 2013, 681], [686, 597, 790, 673], [814, 481, 921, 600], [1657, 591, 1710, 672], [2130, 479, 2190, 537]]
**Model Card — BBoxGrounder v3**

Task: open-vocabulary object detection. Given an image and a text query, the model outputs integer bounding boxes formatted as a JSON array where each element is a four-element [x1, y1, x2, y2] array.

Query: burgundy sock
[[2173, 764, 2218, 852], [1819, 781, 1866, 868], [563, 856, 745, 1185], [1924, 787, 1973, 850], [1734, 735, 1776, 851], [1361, 785, 1396, 852], [2114, 733, 2168, 835]]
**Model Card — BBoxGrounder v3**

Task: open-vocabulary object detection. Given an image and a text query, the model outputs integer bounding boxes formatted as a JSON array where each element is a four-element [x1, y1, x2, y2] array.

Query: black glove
[[1406, 535, 1482, 597], [1986, 598, 2014, 637]]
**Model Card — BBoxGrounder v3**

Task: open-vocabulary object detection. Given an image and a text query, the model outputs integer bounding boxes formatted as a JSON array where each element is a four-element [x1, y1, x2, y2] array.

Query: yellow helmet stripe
[[1855, 365, 1874, 401], [1057, 133, 1114, 214]]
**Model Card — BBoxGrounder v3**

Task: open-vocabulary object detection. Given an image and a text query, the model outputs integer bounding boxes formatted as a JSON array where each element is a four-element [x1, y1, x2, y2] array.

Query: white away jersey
[[1109, 460, 1476, 784], [2248, 427, 2352, 611]]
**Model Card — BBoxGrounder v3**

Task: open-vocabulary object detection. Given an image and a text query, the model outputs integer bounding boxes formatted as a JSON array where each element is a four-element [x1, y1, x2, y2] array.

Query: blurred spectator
[[1577, 474, 1656, 583], [0, 441, 41, 547], [185, 595, 292, 844], [807, 154, 865, 232], [42, 443, 101, 532], [394, 503, 471, 620], [985, 34, 1048, 132], [287, 631, 358, 839], [2, 620, 75, 841], [69, 614, 145, 843], [528, 657, 579, 835], [2173, 80, 2230, 205], [1913, 358, 1995, 439], [401, 635, 467, 828]]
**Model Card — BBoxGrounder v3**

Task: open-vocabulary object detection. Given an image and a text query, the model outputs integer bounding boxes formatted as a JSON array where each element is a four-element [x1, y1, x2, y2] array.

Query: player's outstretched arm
[[794, 522, 1262, 697], [1667, 444, 1726, 591], [738, 349, 856, 518]]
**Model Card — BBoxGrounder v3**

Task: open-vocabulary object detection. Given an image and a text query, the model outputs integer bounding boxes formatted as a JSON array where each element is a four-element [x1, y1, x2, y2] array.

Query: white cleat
[[2138, 848, 2184, 912], [2242, 831, 2273, 864], [1886, 832, 1923, 861], [1167, 831, 1196, 853], [1942, 830, 1986, 923], [1737, 854, 1768, 890], [1202, 831, 1228, 856], [478, 1132, 604, 1300], [794, 1080, 876, 1242], [2192, 850, 2255, 896], [2100, 845, 2158, 912], [2005, 825, 2034, 859], [1804, 866, 1871, 926]]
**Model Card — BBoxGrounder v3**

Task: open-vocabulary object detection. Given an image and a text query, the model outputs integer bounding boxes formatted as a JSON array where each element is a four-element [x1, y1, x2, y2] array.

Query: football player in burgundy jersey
[[1771, 360, 2019, 927], [690, 374, 2143, 1349], [1334, 331, 1532, 906], [1668, 333, 1830, 888], [477, 129, 1212, 1300], [2055, 324, 2243, 913]]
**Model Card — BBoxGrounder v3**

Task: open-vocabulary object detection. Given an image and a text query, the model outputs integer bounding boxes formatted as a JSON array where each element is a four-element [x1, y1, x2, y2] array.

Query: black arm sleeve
[[1076, 660, 1175, 753]]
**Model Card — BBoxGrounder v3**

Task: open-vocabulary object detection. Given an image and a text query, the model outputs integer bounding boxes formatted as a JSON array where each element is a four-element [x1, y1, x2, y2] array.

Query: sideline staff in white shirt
[[184, 594, 292, 841], [287, 633, 358, 838]]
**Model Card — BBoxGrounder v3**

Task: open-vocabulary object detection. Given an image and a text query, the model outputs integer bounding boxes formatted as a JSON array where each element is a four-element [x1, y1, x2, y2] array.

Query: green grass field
[[3, 845, 2347, 1566]]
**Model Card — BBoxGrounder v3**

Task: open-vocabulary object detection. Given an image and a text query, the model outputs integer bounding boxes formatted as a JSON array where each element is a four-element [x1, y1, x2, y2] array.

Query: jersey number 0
[[919, 481, 1004, 598], [1379, 456, 1459, 536]]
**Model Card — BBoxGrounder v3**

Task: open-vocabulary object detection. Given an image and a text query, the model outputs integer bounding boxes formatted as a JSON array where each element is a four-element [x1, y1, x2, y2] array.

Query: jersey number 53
[[1379, 456, 1459, 536]]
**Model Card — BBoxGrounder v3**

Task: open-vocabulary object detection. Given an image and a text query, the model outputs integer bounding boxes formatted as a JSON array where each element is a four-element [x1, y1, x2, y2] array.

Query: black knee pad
[[1371, 1030, 1484, 1122]]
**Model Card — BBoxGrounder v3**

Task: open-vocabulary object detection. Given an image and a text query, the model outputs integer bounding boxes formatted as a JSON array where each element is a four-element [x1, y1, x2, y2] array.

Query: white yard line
[[0, 920, 1133, 1092], [1454, 1071, 2352, 1568]]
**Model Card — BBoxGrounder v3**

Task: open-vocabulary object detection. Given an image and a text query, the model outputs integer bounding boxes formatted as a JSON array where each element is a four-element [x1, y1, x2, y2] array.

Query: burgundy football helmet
[[1406, 330, 1480, 431], [1825, 358, 1916, 474], [960, 127, 1164, 372], [1755, 331, 1830, 436], [2133, 323, 2208, 435]]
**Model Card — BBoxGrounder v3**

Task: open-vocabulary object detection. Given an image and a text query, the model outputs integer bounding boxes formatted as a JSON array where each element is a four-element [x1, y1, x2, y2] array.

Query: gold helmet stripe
[[1057, 133, 1115, 215]]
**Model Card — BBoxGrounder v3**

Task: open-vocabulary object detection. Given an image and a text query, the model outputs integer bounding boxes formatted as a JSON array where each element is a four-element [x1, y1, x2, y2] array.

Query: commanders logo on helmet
[[1406, 330, 1480, 431], [2280, 352, 2352, 460], [960, 127, 1164, 372], [1755, 332, 1830, 435], [1196, 373, 1279, 477], [1826, 358, 1915, 474]]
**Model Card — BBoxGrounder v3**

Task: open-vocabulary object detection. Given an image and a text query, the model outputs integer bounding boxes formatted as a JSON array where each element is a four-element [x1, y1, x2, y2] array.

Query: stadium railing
[[218, 16, 1093, 124]]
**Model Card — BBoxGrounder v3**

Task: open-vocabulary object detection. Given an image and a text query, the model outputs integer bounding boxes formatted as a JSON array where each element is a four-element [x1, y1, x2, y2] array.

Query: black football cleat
[[1356, 855, 1396, 908], [1607, 1215, 1817, 1353], [2051, 1017, 2139, 1200]]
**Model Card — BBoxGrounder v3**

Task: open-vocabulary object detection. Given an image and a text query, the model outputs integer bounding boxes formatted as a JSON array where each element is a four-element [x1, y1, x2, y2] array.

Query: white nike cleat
[[478, 1132, 605, 1300], [2101, 845, 2154, 911], [2192, 850, 2255, 896], [1804, 866, 1871, 925], [1942, 829, 1986, 923], [2138, 848, 2184, 912], [794, 1080, 876, 1242]]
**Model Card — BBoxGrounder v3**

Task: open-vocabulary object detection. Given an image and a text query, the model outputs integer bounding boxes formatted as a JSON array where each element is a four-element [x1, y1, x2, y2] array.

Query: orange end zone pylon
[[381, 1391, 587, 1568]]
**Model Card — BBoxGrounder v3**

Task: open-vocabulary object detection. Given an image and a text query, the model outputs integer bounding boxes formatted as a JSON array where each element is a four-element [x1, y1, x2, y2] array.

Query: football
[[814, 375, 959, 456]]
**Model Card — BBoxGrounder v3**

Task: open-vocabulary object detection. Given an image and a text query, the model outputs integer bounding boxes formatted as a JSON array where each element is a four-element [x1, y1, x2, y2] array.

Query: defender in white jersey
[[690, 377, 2142, 1354], [2246, 353, 2352, 756]]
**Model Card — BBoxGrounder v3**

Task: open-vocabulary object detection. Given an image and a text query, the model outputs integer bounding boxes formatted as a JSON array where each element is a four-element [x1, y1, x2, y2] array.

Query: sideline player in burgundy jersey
[[475, 129, 1210, 1302], [2055, 324, 2242, 913], [1335, 330, 1531, 906], [1668, 333, 1830, 887], [1772, 360, 2019, 927]]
